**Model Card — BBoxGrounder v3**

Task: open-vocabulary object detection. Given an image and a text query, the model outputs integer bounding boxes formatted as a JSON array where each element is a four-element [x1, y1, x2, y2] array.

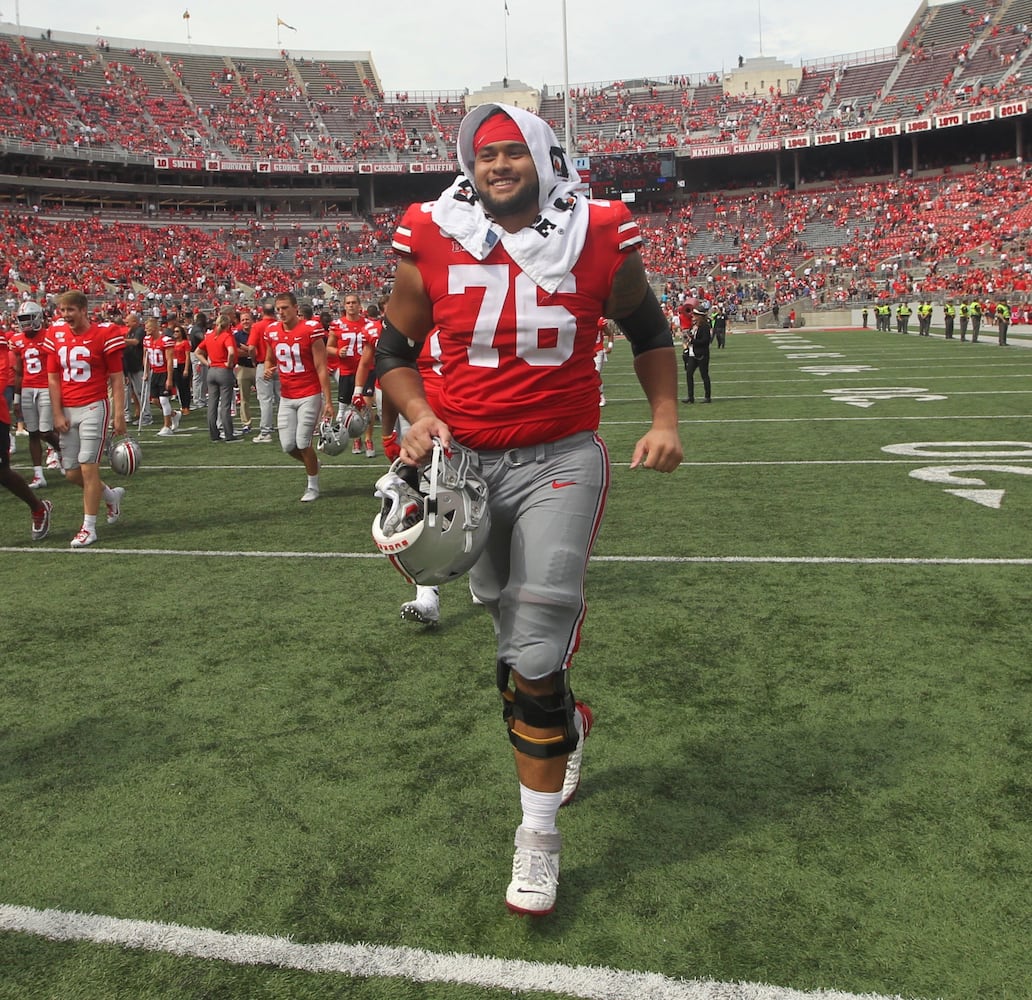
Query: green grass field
[[2, 327, 1030, 1000]]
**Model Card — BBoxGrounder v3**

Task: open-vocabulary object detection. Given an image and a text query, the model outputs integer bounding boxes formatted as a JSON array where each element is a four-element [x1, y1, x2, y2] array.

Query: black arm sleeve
[[375, 317, 422, 381], [613, 288, 674, 357]]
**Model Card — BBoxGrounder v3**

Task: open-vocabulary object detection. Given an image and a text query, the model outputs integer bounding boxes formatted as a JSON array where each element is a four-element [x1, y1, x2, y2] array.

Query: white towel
[[430, 103, 589, 294]]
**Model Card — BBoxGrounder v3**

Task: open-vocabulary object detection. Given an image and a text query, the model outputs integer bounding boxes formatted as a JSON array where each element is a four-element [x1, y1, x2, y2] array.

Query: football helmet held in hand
[[342, 403, 370, 439], [318, 418, 349, 456], [372, 439, 490, 586], [109, 436, 142, 476]]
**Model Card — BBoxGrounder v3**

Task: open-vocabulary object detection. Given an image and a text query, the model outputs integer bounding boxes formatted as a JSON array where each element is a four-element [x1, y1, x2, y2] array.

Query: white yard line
[[0, 903, 916, 1000]]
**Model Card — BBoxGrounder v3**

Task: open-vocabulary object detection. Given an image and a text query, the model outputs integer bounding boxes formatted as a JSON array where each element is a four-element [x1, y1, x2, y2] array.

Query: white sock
[[307, 474, 319, 490], [102, 485, 116, 503], [519, 784, 562, 834], [83, 514, 97, 532], [34, 465, 43, 478], [415, 585, 439, 603]]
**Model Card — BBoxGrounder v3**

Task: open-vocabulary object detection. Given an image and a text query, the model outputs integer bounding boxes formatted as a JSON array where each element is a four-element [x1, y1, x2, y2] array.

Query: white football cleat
[[29, 473, 47, 490], [300, 487, 320, 502], [46, 448, 61, 470], [105, 486, 125, 525], [171, 410, 182, 430], [70, 525, 98, 548], [561, 703, 594, 807], [400, 586, 440, 625], [157, 426, 174, 437], [506, 826, 561, 916]]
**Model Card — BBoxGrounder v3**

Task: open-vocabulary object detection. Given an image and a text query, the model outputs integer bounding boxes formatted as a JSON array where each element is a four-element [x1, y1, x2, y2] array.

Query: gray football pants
[[468, 430, 609, 682]]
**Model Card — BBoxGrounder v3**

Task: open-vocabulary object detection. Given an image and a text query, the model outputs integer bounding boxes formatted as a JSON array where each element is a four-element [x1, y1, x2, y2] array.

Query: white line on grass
[[2, 547, 1029, 565], [0, 903, 916, 1000], [604, 414, 1032, 424]]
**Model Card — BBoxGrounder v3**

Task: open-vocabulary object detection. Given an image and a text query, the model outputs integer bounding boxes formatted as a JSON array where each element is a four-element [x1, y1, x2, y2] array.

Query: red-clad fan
[[0, 324, 52, 541], [170, 324, 192, 414], [9, 301, 62, 489], [263, 291, 333, 502], [142, 316, 177, 436], [45, 289, 128, 548]]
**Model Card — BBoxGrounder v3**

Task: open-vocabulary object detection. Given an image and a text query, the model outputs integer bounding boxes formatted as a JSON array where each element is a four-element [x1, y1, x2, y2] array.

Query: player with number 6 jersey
[[10, 306, 62, 489]]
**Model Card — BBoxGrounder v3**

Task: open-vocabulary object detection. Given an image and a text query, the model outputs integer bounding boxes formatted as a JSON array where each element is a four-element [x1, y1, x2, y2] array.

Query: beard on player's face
[[477, 178, 540, 222]]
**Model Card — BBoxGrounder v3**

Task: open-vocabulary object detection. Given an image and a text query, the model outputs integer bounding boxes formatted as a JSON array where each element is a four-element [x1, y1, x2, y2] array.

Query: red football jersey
[[330, 316, 367, 377], [143, 332, 174, 373], [265, 318, 326, 399], [45, 321, 125, 407], [418, 328, 444, 411], [392, 198, 641, 449], [9, 330, 50, 390], [250, 315, 274, 365]]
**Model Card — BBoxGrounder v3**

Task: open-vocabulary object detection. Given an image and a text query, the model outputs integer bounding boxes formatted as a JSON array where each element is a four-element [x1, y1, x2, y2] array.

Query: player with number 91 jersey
[[264, 316, 327, 399], [392, 198, 640, 451]]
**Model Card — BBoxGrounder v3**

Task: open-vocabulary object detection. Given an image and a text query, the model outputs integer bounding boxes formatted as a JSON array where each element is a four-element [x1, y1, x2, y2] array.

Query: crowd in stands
[[2, 0, 1030, 162], [1, 163, 1028, 324]]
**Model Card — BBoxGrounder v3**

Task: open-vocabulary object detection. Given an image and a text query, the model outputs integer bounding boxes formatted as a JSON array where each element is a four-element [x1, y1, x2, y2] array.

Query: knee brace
[[497, 660, 578, 759]]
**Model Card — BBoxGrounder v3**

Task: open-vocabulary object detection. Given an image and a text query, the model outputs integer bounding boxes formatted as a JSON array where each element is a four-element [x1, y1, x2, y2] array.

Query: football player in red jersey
[[142, 317, 177, 436], [264, 292, 333, 502], [0, 325, 52, 540], [46, 290, 128, 548], [358, 302, 385, 457], [249, 300, 279, 443], [378, 104, 682, 916], [327, 292, 368, 450], [10, 301, 62, 489]]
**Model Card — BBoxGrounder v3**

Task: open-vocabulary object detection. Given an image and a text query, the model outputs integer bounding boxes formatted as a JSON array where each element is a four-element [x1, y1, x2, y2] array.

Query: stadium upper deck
[[0, 0, 1028, 168]]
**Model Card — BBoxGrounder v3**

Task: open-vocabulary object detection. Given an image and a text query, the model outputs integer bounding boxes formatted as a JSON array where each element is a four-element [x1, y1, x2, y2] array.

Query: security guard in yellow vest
[[897, 301, 912, 334], [959, 301, 969, 340], [878, 302, 892, 332], [995, 301, 1011, 346], [918, 300, 933, 336], [970, 299, 983, 341], [943, 301, 955, 339]]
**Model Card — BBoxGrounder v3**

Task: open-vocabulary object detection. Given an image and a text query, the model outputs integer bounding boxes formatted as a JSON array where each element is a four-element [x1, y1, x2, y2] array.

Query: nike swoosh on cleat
[[551, 480, 577, 489]]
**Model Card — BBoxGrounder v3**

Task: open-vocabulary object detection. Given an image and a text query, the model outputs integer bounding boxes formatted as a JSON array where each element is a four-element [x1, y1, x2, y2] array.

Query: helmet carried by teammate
[[109, 436, 143, 476], [318, 418, 349, 456], [341, 402, 370, 439]]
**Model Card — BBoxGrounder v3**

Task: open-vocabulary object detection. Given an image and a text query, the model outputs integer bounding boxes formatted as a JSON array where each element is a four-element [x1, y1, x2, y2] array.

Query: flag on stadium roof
[[276, 17, 297, 30]]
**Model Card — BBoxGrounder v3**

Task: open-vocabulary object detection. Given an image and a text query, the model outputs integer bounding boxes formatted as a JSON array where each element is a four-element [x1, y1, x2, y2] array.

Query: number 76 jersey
[[392, 198, 641, 451]]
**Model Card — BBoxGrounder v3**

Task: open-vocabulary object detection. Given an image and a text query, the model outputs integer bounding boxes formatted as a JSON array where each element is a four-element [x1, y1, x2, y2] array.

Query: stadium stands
[[0, 1, 1028, 320]]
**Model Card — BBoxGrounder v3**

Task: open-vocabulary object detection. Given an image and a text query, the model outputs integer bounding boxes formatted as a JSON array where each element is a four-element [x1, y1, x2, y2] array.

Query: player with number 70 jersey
[[391, 199, 641, 451]]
